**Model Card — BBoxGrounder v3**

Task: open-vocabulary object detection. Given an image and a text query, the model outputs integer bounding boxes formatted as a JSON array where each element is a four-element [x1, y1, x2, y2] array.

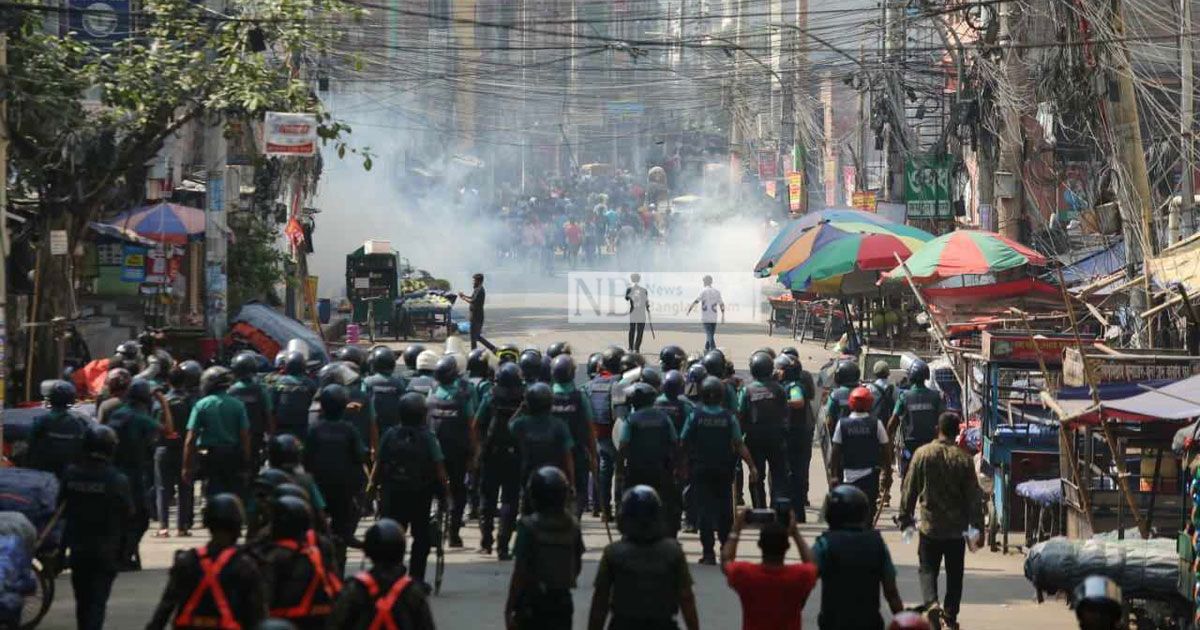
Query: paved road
[[39, 291, 1078, 629]]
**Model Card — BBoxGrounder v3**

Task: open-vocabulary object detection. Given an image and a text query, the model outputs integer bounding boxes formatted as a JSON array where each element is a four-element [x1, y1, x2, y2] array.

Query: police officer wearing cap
[[61, 425, 135, 630], [681, 376, 757, 564], [812, 485, 904, 630], [28, 380, 89, 478], [427, 355, 477, 548], [506, 466, 584, 630], [305, 383, 368, 575], [146, 493, 266, 630], [229, 351, 274, 469], [587, 485, 699, 630], [829, 386, 890, 524], [328, 519, 436, 630], [887, 359, 944, 479], [475, 362, 525, 558], [549, 354, 597, 519], [271, 350, 317, 443], [617, 382, 681, 537], [183, 367, 251, 500], [736, 351, 791, 510], [365, 346, 409, 434], [406, 350, 440, 396], [373, 393, 450, 589], [509, 383, 576, 511], [586, 346, 622, 520], [107, 377, 163, 570]]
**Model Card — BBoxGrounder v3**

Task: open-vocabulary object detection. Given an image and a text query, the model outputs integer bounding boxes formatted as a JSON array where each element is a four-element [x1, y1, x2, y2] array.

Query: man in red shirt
[[721, 508, 818, 630]]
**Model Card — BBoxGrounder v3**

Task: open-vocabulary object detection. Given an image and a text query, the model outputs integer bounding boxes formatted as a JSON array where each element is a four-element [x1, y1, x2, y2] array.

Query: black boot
[[497, 504, 516, 561]]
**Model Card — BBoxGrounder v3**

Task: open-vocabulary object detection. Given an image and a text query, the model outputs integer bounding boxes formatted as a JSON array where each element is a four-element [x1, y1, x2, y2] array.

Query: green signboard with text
[[905, 155, 953, 219]]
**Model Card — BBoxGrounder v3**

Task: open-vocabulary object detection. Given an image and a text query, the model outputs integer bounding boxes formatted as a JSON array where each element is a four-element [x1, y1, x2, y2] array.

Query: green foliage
[[226, 212, 289, 312]]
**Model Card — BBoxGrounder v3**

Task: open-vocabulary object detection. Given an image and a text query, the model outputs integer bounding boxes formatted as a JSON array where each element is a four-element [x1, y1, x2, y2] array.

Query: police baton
[[35, 503, 66, 550], [646, 306, 656, 340]]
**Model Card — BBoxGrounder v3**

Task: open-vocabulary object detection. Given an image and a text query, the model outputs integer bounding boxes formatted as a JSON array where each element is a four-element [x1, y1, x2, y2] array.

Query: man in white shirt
[[625, 273, 650, 352], [829, 386, 890, 524], [686, 275, 725, 351]]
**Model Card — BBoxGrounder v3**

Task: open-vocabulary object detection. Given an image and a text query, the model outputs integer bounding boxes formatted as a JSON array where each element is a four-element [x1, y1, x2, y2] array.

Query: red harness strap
[[269, 530, 343, 619], [175, 546, 241, 630], [353, 572, 413, 630]]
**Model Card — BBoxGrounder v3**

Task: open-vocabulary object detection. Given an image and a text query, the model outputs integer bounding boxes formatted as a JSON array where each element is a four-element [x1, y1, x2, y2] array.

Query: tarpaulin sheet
[[229, 302, 327, 363], [1024, 536, 1178, 597], [1061, 374, 1200, 425], [921, 277, 1062, 306], [1147, 235, 1200, 293], [1056, 239, 1125, 287]]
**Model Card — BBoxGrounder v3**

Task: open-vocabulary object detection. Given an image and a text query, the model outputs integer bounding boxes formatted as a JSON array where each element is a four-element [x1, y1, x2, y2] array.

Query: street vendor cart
[[394, 290, 456, 341]]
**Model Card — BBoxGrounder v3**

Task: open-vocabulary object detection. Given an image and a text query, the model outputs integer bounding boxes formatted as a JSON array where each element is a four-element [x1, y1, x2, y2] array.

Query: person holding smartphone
[[720, 505, 818, 630]]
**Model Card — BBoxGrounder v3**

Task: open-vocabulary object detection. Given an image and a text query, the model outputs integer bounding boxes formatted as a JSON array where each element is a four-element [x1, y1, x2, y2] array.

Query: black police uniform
[[156, 387, 196, 533], [146, 542, 266, 630], [377, 424, 441, 583], [253, 531, 341, 630], [427, 385, 473, 541], [585, 373, 618, 514], [306, 415, 368, 574], [61, 459, 135, 630], [272, 375, 317, 443], [896, 385, 944, 477], [228, 376, 272, 467], [27, 408, 89, 478], [836, 413, 883, 523], [620, 408, 680, 536], [511, 512, 584, 629], [107, 403, 160, 568], [739, 379, 791, 509], [551, 385, 592, 517], [815, 528, 891, 630], [683, 405, 740, 555], [477, 387, 524, 554], [786, 369, 817, 509], [364, 372, 408, 434], [595, 537, 693, 630], [327, 565, 436, 630]]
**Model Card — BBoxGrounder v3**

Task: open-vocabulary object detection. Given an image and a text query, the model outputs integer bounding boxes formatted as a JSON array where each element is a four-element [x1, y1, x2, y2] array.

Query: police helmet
[[550, 355, 576, 385], [496, 344, 521, 365], [701, 351, 726, 379], [834, 360, 861, 387], [823, 484, 870, 530], [84, 424, 119, 461], [369, 346, 398, 374], [47, 380, 76, 408], [200, 366, 235, 396], [495, 362, 524, 390], [639, 366, 663, 391], [398, 392, 428, 427], [600, 345, 625, 373], [873, 360, 891, 379], [888, 613, 932, 630], [116, 340, 142, 361], [620, 352, 644, 373], [281, 350, 307, 376], [518, 350, 543, 383], [318, 384, 350, 418], [749, 351, 775, 380], [618, 485, 663, 542], [586, 353, 603, 378], [270, 495, 312, 541], [539, 354, 553, 384], [254, 468, 295, 495], [126, 378, 155, 405], [546, 341, 572, 359], [774, 355, 799, 382], [203, 493, 245, 533], [754, 347, 777, 360], [848, 386, 874, 413], [659, 345, 686, 371], [908, 359, 930, 384], [626, 382, 658, 409], [466, 348, 491, 378], [364, 519, 407, 565], [1073, 575, 1123, 627], [662, 370, 684, 399], [527, 466, 570, 513], [268, 434, 304, 469], [335, 345, 368, 370], [273, 482, 313, 506], [178, 360, 204, 389], [434, 355, 460, 386], [524, 382, 553, 414], [415, 350, 440, 373], [780, 346, 800, 359], [403, 344, 427, 370], [105, 367, 133, 394], [317, 361, 359, 389], [231, 351, 260, 378], [686, 363, 709, 385], [445, 351, 468, 376], [700, 376, 725, 406]]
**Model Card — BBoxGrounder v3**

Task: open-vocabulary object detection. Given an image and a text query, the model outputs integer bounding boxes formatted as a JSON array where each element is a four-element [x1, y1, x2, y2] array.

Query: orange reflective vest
[[353, 572, 414, 630], [175, 546, 240, 630], [268, 530, 342, 619]]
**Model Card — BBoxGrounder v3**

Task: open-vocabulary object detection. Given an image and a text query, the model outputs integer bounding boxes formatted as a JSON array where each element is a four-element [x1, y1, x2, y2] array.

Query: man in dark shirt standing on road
[[459, 272, 497, 352], [898, 412, 984, 630]]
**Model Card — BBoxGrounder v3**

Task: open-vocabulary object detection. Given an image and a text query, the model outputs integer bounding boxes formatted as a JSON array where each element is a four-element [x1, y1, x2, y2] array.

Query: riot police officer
[[27, 380, 89, 478], [305, 384, 368, 575], [1073, 575, 1125, 630], [146, 493, 266, 630], [183, 367, 251, 500], [328, 519, 436, 630], [156, 364, 197, 537], [400, 344, 427, 379], [830, 387, 889, 523], [683, 363, 708, 405], [427, 355, 477, 548], [335, 345, 369, 373], [824, 360, 861, 429], [549, 354, 597, 519], [405, 350, 439, 396], [658, 345, 687, 373], [586, 346, 622, 520], [776, 354, 812, 521], [655, 370, 693, 436], [255, 495, 341, 629], [271, 350, 317, 442], [518, 349, 544, 384], [374, 394, 449, 591], [61, 425, 135, 630], [813, 485, 905, 629], [318, 361, 378, 456], [546, 341, 572, 359], [364, 346, 408, 434], [587, 486, 700, 630], [887, 359, 944, 479], [505, 466, 584, 630], [509, 383, 576, 509], [585, 353, 603, 379], [617, 382, 681, 537], [868, 361, 896, 425], [466, 347, 495, 402], [266, 433, 329, 527], [737, 351, 790, 509], [475, 362, 525, 559], [681, 377, 757, 564], [107, 377, 161, 570], [229, 351, 274, 468]]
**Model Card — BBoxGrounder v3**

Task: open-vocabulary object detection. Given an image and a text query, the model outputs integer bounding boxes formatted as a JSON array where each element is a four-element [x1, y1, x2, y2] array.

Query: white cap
[[416, 350, 440, 371]]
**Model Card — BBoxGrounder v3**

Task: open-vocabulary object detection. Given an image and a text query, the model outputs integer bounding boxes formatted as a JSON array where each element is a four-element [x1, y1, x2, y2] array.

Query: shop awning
[[1056, 374, 1200, 425]]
